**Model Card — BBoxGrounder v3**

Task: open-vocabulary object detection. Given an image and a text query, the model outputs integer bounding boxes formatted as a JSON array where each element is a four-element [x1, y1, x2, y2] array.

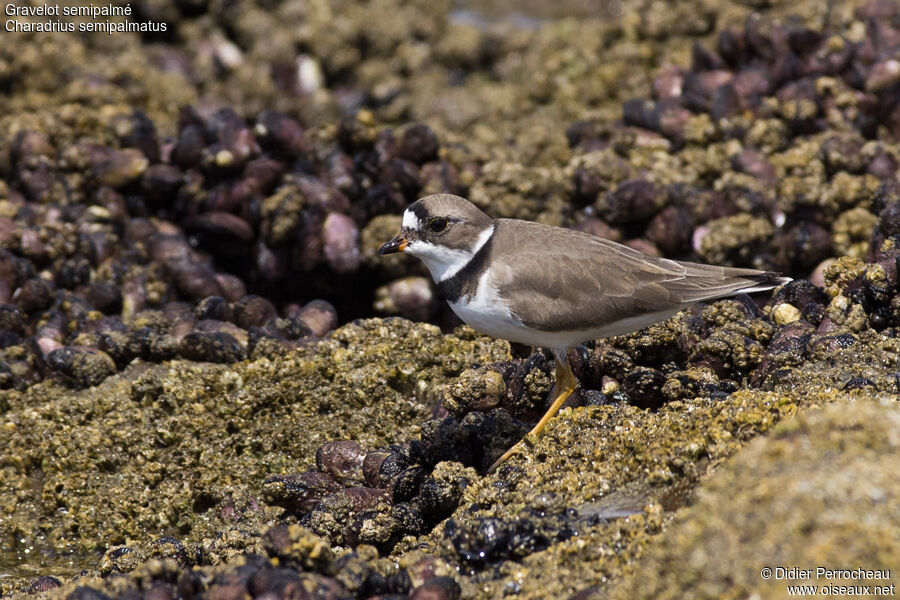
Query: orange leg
[[487, 353, 577, 474]]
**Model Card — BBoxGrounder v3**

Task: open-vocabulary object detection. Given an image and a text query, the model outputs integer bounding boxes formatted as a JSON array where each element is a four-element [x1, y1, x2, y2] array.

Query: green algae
[[697, 214, 775, 267], [9, 315, 898, 599], [605, 399, 900, 600], [832, 207, 880, 259], [467, 161, 570, 222], [3, 299, 898, 599], [1, 0, 898, 598], [414, 327, 900, 599], [0, 319, 508, 583]]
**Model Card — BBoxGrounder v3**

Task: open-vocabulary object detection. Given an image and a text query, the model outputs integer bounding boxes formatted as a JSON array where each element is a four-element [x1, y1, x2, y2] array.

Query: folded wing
[[489, 220, 784, 333]]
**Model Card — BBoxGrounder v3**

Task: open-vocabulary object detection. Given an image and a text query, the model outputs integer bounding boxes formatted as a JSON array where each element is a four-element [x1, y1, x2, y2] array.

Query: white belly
[[449, 293, 531, 344], [446, 269, 585, 350]]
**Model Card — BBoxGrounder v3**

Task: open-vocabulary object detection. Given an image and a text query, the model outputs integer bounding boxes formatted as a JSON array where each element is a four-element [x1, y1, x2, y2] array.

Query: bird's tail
[[665, 262, 792, 304], [735, 272, 793, 294]]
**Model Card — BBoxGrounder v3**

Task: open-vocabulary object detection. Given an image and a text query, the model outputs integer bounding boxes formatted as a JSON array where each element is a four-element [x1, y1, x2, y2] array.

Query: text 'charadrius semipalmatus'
[[380, 194, 789, 473]]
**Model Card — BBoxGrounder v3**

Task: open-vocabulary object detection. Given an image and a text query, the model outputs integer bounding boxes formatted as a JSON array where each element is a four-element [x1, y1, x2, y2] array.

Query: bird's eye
[[428, 218, 449, 233]]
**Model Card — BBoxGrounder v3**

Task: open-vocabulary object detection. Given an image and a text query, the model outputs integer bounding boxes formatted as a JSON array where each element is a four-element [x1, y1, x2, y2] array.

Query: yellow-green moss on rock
[[0, 318, 508, 565], [605, 399, 900, 600]]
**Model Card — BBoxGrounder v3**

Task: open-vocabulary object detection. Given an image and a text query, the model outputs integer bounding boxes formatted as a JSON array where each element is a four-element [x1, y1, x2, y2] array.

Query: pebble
[[771, 303, 802, 325], [46, 346, 117, 388]]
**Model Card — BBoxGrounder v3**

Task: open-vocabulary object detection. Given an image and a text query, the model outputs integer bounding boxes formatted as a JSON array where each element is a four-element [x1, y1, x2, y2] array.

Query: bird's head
[[379, 194, 494, 282]]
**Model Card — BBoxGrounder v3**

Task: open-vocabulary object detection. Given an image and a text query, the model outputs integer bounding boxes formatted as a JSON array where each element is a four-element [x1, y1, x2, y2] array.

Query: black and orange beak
[[378, 234, 408, 255]]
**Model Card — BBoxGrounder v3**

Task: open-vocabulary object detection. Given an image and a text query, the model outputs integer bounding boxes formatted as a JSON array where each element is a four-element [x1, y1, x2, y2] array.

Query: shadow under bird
[[380, 194, 789, 473]]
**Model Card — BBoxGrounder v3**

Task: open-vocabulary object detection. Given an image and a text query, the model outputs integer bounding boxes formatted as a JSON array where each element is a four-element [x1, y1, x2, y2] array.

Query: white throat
[[407, 224, 494, 282]]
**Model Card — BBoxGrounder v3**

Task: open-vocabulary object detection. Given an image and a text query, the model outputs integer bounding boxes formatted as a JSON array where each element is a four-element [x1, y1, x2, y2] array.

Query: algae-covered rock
[[4, 0, 900, 598], [0, 318, 508, 562], [46, 346, 117, 388], [697, 214, 775, 266], [605, 400, 900, 600], [399, 316, 900, 599]]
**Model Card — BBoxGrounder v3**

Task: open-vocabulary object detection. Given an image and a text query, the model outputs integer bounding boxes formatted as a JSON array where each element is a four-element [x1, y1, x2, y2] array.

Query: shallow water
[[0, 548, 92, 580]]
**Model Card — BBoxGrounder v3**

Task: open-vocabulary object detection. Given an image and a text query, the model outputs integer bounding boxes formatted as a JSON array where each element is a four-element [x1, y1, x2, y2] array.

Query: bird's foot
[[486, 441, 524, 474], [485, 355, 578, 475]]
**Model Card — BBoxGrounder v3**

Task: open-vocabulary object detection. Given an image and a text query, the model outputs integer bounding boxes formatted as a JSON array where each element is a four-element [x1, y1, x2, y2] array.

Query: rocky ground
[[1, 0, 899, 598]]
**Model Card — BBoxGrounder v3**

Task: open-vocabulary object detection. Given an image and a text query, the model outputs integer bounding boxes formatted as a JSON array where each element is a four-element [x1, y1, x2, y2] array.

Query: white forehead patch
[[402, 209, 420, 230]]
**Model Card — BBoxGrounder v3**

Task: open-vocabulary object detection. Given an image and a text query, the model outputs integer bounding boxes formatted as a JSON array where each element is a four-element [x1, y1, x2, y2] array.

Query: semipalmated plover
[[380, 194, 789, 473]]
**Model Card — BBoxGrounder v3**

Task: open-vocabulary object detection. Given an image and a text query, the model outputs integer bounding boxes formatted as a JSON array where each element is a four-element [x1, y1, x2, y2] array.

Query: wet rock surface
[[604, 400, 900, 600], [0, 319, 507, 586], [2, 0, 900, 598]]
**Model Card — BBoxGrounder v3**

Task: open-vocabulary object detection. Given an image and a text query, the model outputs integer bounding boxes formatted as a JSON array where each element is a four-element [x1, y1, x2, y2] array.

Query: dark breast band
[[437, 226, 496, 303]]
